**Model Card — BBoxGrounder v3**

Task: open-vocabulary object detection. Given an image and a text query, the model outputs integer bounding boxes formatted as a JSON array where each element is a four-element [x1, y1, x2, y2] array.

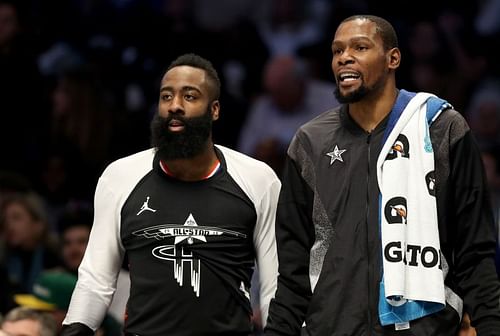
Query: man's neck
[[160, 144, 219, 182], [348, 86, 398, 132]]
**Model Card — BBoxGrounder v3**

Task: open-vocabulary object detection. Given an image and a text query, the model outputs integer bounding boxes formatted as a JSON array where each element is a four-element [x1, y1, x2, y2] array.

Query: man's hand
[[458, 313, 477, 336]]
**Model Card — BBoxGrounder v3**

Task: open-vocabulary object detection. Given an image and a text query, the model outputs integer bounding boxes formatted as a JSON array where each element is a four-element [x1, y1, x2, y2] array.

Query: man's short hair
[[167, 53, 221, 101], [342, 15, 399, 50], [58, 205, 93, 234], [2, 307, 57, 336], [1, 192, 47, 224]]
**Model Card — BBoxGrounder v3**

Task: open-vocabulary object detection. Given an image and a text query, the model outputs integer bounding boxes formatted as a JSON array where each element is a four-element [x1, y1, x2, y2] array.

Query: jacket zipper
[[366, 132, 373, 332]]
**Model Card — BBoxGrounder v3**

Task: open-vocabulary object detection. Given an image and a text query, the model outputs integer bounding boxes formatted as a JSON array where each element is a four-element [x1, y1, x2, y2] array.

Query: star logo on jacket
[[326, 145, 346, 165]]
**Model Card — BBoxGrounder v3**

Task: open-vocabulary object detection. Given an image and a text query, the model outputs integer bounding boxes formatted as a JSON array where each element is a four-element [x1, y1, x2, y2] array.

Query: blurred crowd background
[[1, 0, 499, 335]]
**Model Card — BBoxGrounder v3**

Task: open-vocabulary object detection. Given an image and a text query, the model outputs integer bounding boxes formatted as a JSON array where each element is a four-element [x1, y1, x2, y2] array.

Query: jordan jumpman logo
[[137, 196, 157, 215]]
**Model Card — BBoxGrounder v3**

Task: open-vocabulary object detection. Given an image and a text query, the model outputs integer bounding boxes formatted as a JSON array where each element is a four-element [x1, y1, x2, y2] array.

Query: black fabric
[[60, 323, 94, 336], [119, 150, 257, 335], [266, 103, 500, 335]]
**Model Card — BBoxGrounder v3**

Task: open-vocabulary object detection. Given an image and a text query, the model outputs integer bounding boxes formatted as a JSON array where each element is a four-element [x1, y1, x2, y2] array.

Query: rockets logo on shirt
[[132, 213, 246, 297]]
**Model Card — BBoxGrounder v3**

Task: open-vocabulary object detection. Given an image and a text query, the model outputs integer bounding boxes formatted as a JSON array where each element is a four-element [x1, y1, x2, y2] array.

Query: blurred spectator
[[34, 151, 87, 228], [47, 66, 115, 175], [474, 0, 500, 37], [481, 147, 500, 208], [437, 11, 489, 110], [58, 206, 94, 273], [37, 42, 84, 77], [257, 0, 330, 57], [396, 12, 489, 113], [479, 145, 500, 276], [238, 55, 338, 174], [14, 270, 122, 336], [0, 170, 32, 210], [34, 65, 124, 208], [465, 79, 500, 149], [57, 206, 130, 325], [0, 171, 32, 315], [14, 271, 77, 334], [1, 306, 57, 336], [192, 0, 267, 32], [0, 192, 62, 293], [397, 19, 456, 102]]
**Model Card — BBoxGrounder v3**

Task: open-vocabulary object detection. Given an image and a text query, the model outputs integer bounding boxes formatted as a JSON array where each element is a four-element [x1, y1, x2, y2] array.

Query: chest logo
[[326, 145, 346, 165], [133, 214, 247, 297], [137, 196, 157, 215]]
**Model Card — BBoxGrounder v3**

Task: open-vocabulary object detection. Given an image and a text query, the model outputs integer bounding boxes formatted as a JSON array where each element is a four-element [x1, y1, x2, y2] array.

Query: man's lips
[[168, 119, 185, 132], [337, 70, 361, 87]]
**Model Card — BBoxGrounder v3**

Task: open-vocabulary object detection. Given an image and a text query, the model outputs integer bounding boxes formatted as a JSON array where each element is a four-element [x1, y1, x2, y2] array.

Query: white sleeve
[[63, 175, 125, 331], [253, 178, 281, 327]]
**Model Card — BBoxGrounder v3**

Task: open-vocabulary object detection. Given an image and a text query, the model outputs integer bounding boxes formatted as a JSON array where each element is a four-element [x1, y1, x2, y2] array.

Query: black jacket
[[266, 91, 500, 336]]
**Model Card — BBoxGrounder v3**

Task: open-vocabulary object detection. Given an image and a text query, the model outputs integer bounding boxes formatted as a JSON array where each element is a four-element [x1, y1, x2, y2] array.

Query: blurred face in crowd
[[2, 319, 41, 336], [151, 65, 219, 161], [471, 101, 500, 139], [408, 21, 439, 61], [331, 18, 398, 103], [62, 225, 91, 272], [264, 56, 305, 112], [3, 201, 44, 250], [0, 3, 19, 47]]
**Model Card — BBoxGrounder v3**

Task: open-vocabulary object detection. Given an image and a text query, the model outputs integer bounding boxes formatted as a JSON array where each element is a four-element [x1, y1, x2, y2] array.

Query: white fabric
[[63, 146, 280, 331], [376, 92, 445, 307], [107, 269, 130, 325]]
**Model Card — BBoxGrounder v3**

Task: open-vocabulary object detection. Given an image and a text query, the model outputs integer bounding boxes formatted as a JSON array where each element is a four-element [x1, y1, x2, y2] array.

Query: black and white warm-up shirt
[[63, 145, 280, 336]]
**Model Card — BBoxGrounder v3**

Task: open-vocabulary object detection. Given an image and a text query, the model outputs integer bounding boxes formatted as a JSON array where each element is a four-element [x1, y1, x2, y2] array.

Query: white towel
[[377, 92, 451, 325]]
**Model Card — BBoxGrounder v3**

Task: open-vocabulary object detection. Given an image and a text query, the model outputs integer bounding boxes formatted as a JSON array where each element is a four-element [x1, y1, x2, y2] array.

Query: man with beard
[[60, 54, 281, 336], [265, 15, 500, 336]]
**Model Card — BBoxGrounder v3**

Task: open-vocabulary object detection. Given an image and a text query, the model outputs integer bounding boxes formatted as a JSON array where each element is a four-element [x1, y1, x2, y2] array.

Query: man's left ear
[[388, 47, 401, 70], [388, 48, 401, 69], [211, 101, 220, 121]]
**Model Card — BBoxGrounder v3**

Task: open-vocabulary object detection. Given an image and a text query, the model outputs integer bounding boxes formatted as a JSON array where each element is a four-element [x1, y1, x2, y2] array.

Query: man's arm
[[449, 130, 500, 335], [254, 178, 281, 327], [265, 153, 316, 335], [62, 175, 125, 335]]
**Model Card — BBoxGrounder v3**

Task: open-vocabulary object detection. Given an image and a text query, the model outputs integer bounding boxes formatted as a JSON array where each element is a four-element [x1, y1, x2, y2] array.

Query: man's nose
[[168, 95, 184, 114], [337, 49, 354, 65]]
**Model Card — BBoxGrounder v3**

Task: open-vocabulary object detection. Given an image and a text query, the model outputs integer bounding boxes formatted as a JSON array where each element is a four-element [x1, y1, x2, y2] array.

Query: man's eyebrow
[[333, 36, 372, 45], [349, 36, 372, 43], [160, 86, 201, 93]]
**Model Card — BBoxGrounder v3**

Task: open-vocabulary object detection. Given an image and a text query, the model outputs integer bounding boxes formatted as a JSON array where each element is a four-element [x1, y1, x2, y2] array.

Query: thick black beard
[[333, 84, 370, 104], [150, 108, 212, 161]]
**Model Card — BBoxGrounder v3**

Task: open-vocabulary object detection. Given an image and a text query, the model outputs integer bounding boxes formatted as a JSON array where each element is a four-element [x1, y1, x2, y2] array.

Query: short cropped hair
[[167, 53, 221, 101], [58, 205, 93, 234], [342, 15, 399, 50], [3, 307, 57, 336], [1, 192, 48, 225]]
